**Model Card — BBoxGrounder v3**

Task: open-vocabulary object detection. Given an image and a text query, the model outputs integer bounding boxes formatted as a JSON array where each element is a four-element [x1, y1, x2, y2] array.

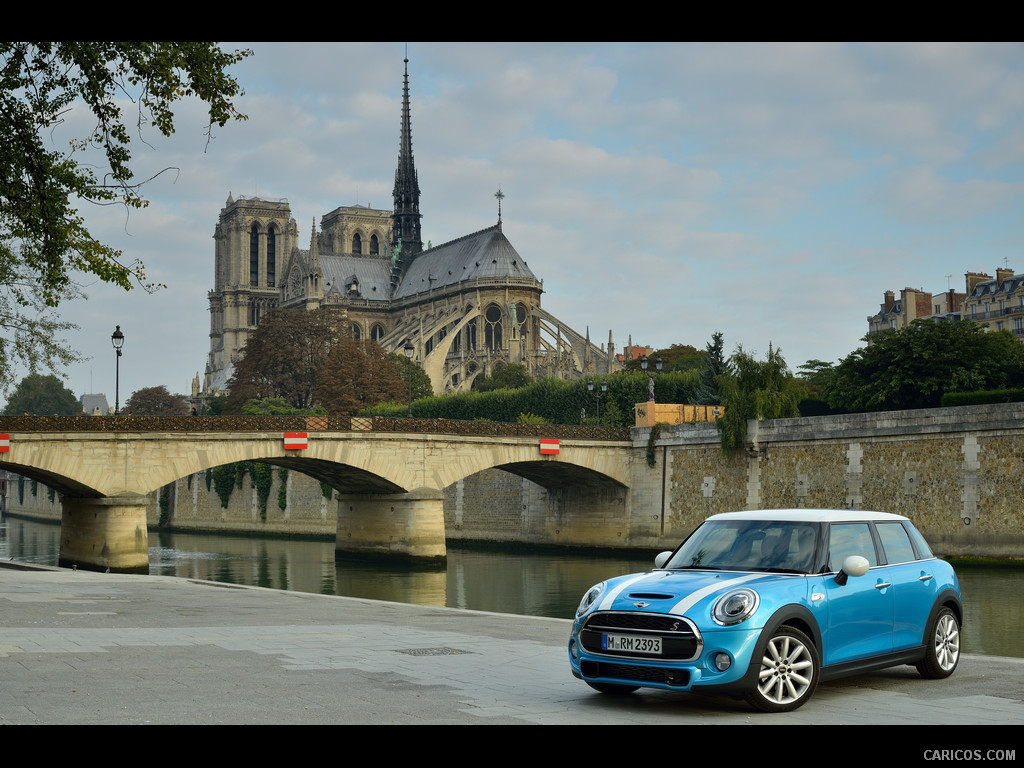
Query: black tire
[[744, 625, 820, 713], [586, 681, 639, 695], [916, 607, 960, 679]]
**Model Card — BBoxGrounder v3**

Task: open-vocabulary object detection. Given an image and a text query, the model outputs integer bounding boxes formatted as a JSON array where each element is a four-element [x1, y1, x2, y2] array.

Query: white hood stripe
[[667, 573, 762, 616], [597, 573, 655, 611]]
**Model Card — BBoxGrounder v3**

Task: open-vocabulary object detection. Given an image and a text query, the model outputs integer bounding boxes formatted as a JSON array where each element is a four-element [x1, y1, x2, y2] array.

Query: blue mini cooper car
[[568, 509, 962, 712]]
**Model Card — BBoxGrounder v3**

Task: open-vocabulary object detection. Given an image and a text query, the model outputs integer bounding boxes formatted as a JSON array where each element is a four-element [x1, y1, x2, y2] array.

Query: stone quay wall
[[638, 403, 1024, 558], [5, 403, 1023, 558]]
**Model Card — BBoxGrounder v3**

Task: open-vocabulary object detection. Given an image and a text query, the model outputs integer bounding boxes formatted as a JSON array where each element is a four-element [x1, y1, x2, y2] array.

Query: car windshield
[[664, 519, 820, 573]]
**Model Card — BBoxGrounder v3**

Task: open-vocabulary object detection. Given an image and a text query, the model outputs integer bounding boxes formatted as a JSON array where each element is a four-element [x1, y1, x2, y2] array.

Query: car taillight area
[[579, 611, 703, 661]]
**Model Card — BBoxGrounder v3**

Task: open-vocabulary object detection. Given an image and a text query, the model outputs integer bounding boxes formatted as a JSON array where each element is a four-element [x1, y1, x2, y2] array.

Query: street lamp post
[[587, 378, 607, 426], [403, 340, 415, 418], [111, 325, 124, 415]]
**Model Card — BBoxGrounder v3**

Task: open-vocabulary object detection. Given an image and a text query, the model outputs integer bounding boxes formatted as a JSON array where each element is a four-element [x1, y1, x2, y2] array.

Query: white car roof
[[706, 509, 909, 523]]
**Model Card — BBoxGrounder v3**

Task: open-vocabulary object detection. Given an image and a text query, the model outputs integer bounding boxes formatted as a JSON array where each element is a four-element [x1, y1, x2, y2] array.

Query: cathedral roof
[[392, 224, 539, 300], [319, 255, 393, 300]]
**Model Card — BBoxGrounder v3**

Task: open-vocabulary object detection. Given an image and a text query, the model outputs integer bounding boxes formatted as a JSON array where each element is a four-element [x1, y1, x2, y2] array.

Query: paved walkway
[[1, 563, 1023, 727]]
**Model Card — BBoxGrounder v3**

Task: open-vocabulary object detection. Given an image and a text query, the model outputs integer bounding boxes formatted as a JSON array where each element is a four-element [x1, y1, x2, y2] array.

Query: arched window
[[351, 323, 361, 340], [267, 226, 276, 287], [485, 304, 503, 351], [370, 234, 379, 255], [249, 224, 259, 286], [371, 324, 385, 342], [466, 322, 477, 351], [352, 233, 362, 255]]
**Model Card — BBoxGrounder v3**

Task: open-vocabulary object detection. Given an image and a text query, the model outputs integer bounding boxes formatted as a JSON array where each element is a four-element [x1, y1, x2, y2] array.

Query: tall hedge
[[359, 370, 699, 426]]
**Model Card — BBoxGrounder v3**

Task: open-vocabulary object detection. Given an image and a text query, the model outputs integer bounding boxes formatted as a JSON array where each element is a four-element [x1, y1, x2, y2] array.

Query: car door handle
[[918, 574, 933, 582], [874, 582, 892, 590]]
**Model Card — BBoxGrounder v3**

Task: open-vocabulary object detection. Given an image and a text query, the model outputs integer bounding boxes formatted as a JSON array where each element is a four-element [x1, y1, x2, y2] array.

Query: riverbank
[[2, 561, 1023, 728]]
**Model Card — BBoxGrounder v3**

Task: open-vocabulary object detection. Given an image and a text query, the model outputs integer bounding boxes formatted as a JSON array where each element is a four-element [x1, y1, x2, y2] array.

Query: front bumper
[[568, 610, 762, 693]]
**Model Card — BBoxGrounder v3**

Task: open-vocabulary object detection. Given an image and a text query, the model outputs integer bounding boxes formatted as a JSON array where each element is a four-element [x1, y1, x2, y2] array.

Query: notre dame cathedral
[[200, 58, 620, 401]]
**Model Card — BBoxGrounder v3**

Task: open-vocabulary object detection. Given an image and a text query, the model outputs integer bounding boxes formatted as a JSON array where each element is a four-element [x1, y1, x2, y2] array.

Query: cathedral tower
[[389, 56, 422, 290]]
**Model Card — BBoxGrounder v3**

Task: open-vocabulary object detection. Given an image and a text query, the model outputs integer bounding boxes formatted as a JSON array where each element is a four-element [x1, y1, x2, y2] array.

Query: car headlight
[[576, 581, 606, 617], [712, 588, 760, 626]]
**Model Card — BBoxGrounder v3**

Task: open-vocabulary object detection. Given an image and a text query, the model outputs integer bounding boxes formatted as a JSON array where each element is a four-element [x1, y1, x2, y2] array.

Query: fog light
[[713, 652, 732, 671], [569, 639, 579, 660]]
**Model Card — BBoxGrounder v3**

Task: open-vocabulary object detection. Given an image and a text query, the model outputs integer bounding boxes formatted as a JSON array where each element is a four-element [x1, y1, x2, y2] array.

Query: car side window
[[827, 523, 877, 571], [876, 522, 917, 564]]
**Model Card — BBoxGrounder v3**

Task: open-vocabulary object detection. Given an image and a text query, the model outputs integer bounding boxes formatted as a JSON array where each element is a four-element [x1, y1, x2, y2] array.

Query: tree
[[123, 385, 188, 416], [717, 344, 801, 454], [225, 310, 340, 413], [473, 362, 532, 392], [822, 321, 1024, 412], [694, 331, 729, 405], [386, 351, 433, 401], [224, 310, 410, 416], [0, 42, 251, 391], [2, 373, 78, 415], [320, 339, 407, 416]]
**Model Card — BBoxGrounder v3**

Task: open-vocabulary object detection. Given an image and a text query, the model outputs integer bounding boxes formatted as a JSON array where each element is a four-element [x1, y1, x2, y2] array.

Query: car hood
[[594, 568, 801, 620]]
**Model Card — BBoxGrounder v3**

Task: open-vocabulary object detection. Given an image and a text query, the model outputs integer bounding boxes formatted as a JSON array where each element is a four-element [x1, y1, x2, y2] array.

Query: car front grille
[[579, 611, 702, 661]]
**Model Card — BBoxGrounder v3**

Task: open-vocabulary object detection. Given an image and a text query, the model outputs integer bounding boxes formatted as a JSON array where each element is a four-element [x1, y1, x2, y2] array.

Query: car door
[[822, 522, 894, 665], [875, 521, 937, 650]]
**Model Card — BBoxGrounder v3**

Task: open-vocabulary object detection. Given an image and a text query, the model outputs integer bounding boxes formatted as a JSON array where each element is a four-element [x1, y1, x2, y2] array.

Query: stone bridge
[[0, 416, 633, 572]]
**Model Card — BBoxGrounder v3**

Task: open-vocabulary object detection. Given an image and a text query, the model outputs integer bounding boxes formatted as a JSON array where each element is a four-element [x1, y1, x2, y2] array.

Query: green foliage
[[320, 481, 333, 500], [2, 373, 79, 415], [158, 484, 171, 527], [205, 394, 227, 416], [717, 344, 801, 455], [360, 368, 700, 427], [46, 485, 56, 503], [386, 352, 433, 401], [646, 423, 662, 467], [694, 331, 729, 405], [823, 321, 1024, 412], [205, 468, 212, 492], [247, 462, 273, 521], [240, 397, 327, 416], [474, 363, 531, 392], [0, 43, 251, 391], [516, 412, 549, 423], [124, 385, 189, 416], [211, 465, 235, 509], [277, 469, 288, 511], [940, 388, 1024, 407]]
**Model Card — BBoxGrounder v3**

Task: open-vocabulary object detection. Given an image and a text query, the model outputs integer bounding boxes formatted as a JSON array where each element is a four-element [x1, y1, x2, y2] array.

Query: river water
[[2, 514, 1020, 658]]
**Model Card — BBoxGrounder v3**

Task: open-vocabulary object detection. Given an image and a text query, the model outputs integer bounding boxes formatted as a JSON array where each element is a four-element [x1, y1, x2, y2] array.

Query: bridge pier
[[59, 495, 150, 574], [335, 489, 446, 562]]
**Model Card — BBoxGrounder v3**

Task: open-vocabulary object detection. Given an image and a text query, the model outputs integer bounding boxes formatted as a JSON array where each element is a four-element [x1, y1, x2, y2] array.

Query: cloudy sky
[[13, 42, 1024, 407]]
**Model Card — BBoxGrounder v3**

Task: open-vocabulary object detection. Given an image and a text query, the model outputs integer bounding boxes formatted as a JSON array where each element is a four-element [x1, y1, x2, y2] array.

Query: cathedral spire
[[390, 53, 422, 291]]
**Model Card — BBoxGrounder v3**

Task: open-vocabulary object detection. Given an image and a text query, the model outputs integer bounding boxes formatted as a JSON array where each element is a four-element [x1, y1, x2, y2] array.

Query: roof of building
[[393, 224, 539, 300]]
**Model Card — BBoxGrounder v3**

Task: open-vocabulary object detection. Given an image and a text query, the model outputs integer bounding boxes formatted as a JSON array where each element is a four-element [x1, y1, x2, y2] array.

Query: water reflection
[[2, 514, 1020, 658]]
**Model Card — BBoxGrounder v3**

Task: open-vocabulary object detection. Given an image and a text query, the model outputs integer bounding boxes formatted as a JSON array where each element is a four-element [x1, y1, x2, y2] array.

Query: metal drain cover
[[396, 647, 472, 656]]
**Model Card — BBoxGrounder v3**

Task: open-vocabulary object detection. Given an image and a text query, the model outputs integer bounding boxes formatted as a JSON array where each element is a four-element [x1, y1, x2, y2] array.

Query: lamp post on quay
[[111, 325, 124, 415], [587, 378, 607, 426], [640, 354, 663, 402], [403, 340, 415, 417]]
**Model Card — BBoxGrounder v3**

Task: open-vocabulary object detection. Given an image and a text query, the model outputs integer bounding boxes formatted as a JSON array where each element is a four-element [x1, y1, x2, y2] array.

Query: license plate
[[602, 633, 662, 654]]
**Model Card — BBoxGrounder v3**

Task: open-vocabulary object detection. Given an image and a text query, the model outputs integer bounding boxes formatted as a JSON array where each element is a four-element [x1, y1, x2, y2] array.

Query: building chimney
[[883, 290, 895, 313], [996, 268, 1014, 287], [965, 272, 992, 294]]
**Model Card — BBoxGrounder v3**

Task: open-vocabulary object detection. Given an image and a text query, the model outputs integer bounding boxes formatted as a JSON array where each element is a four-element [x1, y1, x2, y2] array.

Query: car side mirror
[[654, 551, 673, 569], [834, 555, 870, 586]]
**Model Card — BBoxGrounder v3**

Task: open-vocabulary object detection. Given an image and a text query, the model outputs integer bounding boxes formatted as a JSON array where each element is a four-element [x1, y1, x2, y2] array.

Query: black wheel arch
[[707, 604, 822, 696]]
